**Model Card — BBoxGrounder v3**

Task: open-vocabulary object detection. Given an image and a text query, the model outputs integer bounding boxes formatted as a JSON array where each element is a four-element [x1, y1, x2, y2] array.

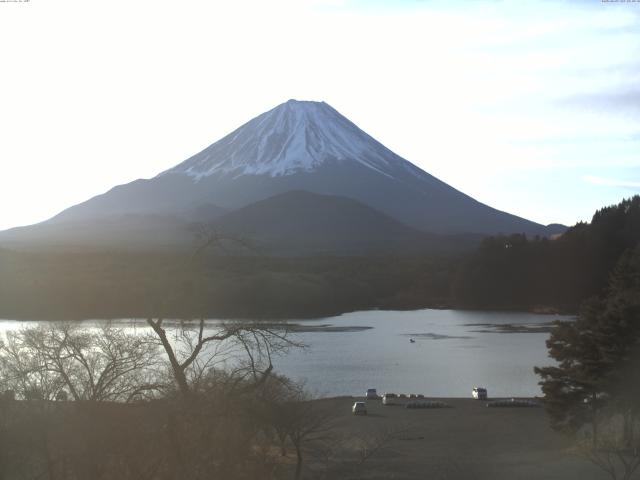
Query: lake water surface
[[274, 309, 567, 398], [0, 309, 568, 398]]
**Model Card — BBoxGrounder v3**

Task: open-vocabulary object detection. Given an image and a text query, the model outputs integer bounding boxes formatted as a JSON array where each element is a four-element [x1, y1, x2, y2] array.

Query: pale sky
[[0, 0, 638, 231]]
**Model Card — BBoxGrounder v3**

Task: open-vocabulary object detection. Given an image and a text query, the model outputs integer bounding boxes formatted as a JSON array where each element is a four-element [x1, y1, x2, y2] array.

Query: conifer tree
[[535, 245, 640, 446]]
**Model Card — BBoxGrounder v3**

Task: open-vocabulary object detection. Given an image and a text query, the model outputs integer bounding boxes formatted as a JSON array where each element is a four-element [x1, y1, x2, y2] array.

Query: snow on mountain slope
[[14, 98, 560, 239], [160, 99, 421, 180]]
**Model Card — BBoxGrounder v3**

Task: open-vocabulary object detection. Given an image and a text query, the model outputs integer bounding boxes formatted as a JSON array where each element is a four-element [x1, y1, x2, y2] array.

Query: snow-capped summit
[[161, 99, 419, 180], [29, 99, 557, 238]]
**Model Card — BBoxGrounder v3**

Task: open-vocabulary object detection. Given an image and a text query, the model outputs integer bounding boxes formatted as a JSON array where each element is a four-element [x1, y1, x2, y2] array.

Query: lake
[[0, 309, 567, 398]]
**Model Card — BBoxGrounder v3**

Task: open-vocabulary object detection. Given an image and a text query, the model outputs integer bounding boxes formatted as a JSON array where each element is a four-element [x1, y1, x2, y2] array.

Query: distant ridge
[[210, 190, 480, 255], [0, 191, 482, 254]]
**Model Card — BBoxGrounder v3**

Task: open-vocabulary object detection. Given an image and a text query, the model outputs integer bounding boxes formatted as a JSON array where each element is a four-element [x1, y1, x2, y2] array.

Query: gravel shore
[[318, 396, 604, 480]]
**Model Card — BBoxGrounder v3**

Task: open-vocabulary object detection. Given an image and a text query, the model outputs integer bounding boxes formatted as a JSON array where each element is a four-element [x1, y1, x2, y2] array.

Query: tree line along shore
[[0, 196, 638, 321]]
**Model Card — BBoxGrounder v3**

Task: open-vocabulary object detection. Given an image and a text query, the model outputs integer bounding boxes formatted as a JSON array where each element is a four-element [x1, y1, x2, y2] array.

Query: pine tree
[[535, 244, 640, 446], [596, 247, 640, 447], [534, 300, 610, 442]]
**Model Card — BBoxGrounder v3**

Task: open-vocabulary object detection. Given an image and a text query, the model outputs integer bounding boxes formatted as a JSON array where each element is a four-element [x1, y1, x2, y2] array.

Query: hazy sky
[[1, 0, 638, 231]]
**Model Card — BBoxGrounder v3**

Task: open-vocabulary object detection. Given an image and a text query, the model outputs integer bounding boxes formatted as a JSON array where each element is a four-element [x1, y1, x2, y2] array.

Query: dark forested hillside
[[452, 196, 640, 311], [0, 249, 455, 320], [0, 196, 637, 320]]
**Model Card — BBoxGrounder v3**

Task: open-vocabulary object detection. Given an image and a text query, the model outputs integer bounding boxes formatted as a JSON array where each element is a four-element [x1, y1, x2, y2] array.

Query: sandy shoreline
[[315, 396, 604, 480]]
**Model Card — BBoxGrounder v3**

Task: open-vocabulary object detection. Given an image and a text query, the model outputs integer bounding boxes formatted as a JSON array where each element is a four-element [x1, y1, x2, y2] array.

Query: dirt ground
[[317, 396, 608, 480]]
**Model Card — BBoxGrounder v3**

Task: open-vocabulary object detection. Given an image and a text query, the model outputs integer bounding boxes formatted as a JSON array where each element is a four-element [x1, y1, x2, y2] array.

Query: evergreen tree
[[454, 195, 640, 311], [535, 244, 640, 445], [534, 299, 610, 442], [596, 246, 640, 447]]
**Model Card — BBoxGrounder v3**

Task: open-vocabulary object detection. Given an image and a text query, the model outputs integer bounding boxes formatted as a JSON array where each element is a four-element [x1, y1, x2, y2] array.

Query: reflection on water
[[0, 309, 571, 398]]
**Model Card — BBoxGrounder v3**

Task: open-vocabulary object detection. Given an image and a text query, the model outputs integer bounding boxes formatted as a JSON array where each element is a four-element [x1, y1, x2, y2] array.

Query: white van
[[352, 401, 367, 415], [472, 387, 488, 400], [382, 393, 399, 405]]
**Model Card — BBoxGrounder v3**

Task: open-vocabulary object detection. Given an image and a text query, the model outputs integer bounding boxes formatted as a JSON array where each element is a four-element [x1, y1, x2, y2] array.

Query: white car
[[352, 401, 367, 415], [382, 393, 398, 405], [472, 387, 488, 400], [366, 388, 378, 399]]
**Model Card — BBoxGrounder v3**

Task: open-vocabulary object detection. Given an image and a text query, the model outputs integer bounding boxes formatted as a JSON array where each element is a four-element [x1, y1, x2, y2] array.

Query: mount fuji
[[0, 99, 562, 252]]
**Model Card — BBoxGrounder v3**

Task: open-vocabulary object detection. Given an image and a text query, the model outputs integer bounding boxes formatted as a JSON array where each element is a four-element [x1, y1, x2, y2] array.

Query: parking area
[[315, 396, 604, 480]]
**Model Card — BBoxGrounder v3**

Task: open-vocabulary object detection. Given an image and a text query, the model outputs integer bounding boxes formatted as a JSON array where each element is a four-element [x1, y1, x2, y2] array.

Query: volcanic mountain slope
[[210, 190, 480, 255], [0, 191, 481, 254], [40, 99, 558, 237], [0, 214, 196, 250]]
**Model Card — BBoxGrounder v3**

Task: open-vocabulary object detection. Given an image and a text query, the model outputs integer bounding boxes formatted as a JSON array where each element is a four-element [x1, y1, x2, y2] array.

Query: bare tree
[[190, 225, 256, 259], [576, 413, 640, 480], [146, 226, 302, 398], [274, 395, 336, 480], [0, 323, 164, 403], [0, 330, 65, 402], [146, 318, 301, 398], [0, 323, 167, 480]]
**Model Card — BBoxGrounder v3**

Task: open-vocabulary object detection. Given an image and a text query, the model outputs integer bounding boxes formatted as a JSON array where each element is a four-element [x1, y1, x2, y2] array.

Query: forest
[[533, 215, 640, 480], [0, 250, 454, 320], [453, 195, 640, 311], [0, 196, 638, 320]]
